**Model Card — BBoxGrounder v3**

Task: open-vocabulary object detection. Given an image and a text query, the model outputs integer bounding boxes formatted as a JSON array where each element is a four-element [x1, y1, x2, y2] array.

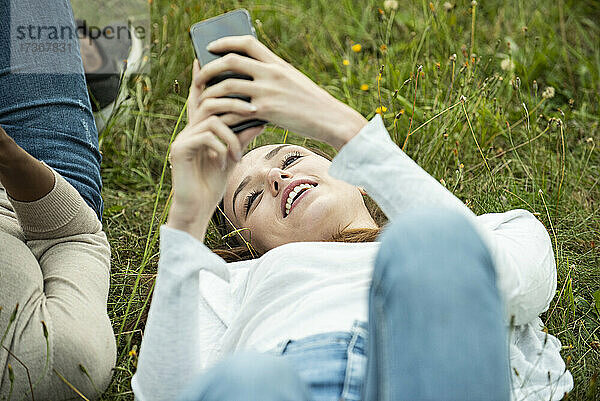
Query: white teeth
[[284, 183, 316, 216]]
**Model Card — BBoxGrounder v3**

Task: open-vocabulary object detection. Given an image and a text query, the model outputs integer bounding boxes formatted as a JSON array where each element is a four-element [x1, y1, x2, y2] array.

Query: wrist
[[329, 108, 368, 151], [0, 156, 55, 202], [167, 202, 211, 242], [166, 218, 209, 243]]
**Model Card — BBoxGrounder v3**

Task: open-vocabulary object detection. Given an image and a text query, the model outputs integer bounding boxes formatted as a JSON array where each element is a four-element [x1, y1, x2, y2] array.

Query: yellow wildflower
[[360, 84, 369, 91], [351, 43, 362, 52], [343, 59, 350, 66], [375, 106, 388, 114]]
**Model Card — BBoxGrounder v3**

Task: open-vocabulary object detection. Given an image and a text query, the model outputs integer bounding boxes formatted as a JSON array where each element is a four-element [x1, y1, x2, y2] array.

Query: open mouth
[[283, 183, 318, 218]]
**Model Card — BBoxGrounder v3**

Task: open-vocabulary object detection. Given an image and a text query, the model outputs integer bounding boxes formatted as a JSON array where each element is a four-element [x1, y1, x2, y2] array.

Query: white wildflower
[[384, 0, 398, 10], [500, 58, 514, 71], [542, 86, 555, 99]]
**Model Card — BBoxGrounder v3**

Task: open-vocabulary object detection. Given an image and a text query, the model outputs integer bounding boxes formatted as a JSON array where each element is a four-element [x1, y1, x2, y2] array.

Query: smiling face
[[223, 144, 379, 254]]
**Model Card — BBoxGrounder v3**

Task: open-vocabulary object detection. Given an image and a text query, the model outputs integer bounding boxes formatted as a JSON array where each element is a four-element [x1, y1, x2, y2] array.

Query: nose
[[267, 168, 291, 196]]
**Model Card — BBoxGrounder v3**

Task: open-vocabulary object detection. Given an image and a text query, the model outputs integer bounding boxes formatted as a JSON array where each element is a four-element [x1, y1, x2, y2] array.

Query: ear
[[358, 186, 367, 196]]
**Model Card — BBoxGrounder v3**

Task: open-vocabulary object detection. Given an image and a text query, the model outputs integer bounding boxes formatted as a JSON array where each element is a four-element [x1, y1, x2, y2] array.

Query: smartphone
[[190, 9, 267, 133]]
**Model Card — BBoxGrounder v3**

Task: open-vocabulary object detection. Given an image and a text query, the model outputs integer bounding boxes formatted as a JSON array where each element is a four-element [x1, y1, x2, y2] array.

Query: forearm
[[133, 267, 201, 401], [328, 114, 473, 220], [0, 137, 55, 202], [328, 106, 369, 152], [132, 225, 230, 401], [5, 162, 102, 239]]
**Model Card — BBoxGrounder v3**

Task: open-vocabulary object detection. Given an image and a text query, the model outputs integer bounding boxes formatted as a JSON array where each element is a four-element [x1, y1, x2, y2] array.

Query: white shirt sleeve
[[328, 114, 557, 327], [131, 225, 230, 401]]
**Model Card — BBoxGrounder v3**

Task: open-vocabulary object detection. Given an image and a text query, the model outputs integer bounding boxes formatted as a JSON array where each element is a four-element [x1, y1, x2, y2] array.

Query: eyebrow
[[232, 144, 293, 221]]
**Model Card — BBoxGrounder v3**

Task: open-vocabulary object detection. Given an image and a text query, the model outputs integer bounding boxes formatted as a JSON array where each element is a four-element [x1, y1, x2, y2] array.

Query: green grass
[[96, 0, 599, 399]]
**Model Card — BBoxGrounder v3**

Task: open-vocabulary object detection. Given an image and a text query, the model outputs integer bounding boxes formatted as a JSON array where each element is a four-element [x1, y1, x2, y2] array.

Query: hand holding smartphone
[[189, 9, 267, 133]]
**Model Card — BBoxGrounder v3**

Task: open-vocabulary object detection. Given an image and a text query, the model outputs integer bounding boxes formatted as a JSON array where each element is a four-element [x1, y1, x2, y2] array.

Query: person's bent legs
[[0, 0, 114, 399], [363, 207, 511, 401], [0, 229, 115, 400], [0, 0, 103, 221], [176, 351, 312, 401]]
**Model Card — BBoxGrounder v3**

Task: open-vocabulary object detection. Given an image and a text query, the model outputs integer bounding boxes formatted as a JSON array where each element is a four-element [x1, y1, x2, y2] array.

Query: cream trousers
[[0, 170, 115, 400]]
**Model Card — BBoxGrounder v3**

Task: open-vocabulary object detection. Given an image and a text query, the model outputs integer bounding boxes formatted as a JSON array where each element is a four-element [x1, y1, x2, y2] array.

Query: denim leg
[[176, 351, 312, 401], [0, 0, 103, 221], [363, 208, 511, 401]]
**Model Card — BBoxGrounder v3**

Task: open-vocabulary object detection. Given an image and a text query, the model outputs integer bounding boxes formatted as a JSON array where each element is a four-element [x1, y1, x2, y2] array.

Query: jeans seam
[[341, 329, 360, 400], [353, 319, 369, 338], [284, 338, 349, 353], [374, 283, 390, 401]]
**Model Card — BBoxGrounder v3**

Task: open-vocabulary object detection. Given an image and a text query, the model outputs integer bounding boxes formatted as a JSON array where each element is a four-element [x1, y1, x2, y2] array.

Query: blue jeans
[[178, 208, 511, 401], [0, 0, 103, 221]]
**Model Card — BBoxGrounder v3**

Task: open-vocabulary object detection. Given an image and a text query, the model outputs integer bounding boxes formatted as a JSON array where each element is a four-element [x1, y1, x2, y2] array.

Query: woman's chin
[[290, 201, 341, 236]]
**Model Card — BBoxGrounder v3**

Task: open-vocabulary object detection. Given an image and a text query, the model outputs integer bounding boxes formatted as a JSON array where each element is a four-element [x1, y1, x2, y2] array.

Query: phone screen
[[190, 9, 256, 67]]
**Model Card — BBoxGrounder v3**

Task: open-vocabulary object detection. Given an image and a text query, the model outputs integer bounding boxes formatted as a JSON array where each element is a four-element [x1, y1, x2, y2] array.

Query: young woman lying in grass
[[132, 35, 573, 401]]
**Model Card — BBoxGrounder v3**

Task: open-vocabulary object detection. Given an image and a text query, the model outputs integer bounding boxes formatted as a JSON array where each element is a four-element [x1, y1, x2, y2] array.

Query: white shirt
[[132, 114, 573, 401]]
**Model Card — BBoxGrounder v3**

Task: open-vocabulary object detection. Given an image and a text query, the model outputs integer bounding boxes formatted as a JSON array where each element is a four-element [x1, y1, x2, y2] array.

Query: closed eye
[[243, 189, 261, 217], [243, 151, 304, 217], [280, 151, 303, 170]]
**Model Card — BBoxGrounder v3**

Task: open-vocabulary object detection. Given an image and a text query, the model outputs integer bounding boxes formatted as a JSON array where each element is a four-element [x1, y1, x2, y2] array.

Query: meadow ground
[[95, 0, 599, 399]]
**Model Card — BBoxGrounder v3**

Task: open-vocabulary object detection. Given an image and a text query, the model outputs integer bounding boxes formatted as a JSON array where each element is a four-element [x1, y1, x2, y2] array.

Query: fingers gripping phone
[[190, 9, 267, 134]]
